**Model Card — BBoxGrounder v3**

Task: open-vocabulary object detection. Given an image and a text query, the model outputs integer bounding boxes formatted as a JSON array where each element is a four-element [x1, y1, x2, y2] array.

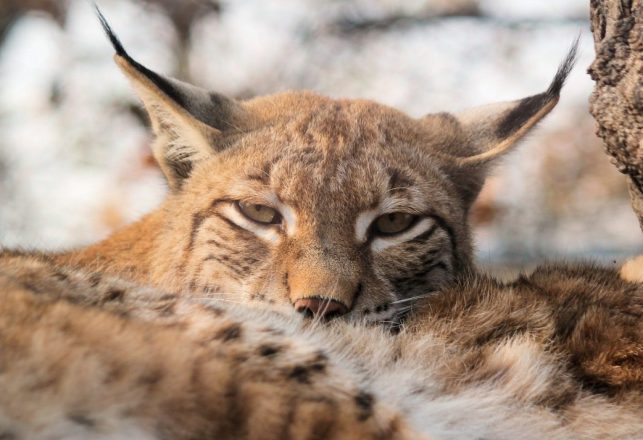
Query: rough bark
[[589, 0, 643, 230]]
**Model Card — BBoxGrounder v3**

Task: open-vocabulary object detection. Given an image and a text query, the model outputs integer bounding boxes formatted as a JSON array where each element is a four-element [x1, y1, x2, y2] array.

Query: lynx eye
[[373, 212, 417, 236], [236, 201, 281, 225]]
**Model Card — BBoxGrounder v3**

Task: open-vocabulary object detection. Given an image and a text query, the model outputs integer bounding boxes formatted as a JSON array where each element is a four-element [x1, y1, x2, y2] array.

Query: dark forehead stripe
[[245, 173, 270, 185], [245, 160, 278, 185], [386, 168, 414, 194]]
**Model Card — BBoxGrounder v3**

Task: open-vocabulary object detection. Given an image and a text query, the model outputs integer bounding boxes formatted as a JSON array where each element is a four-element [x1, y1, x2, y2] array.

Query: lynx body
[[0, 13, 640, 440]]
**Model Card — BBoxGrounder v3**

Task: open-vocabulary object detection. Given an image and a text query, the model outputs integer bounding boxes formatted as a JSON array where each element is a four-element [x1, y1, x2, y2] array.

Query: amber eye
[[372, 212, 417, 236], [236, 201, 281, 225]]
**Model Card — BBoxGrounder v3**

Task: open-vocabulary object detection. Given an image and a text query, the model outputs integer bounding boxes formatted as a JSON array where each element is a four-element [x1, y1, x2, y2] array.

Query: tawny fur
[[0, 252, 640, 439], [0, 18, 640, 440]]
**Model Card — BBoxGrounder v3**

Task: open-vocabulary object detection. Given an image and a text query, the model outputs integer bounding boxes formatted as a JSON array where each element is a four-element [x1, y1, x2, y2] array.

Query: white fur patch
[[355, 209, 379, 243], [277, 202, 297, 237]]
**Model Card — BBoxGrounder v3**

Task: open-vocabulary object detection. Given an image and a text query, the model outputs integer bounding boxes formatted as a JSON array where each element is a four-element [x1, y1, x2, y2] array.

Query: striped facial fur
[[58, 13, 577, 323], [175, 123, 463, 323]]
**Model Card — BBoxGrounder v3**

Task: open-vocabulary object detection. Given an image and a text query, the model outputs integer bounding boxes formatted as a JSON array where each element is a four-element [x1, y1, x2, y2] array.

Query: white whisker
[[389, 294, 433, 305]]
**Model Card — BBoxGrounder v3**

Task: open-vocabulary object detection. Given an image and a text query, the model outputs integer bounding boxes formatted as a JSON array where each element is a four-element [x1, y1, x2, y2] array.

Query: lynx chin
[[0, 9, 640, 440]]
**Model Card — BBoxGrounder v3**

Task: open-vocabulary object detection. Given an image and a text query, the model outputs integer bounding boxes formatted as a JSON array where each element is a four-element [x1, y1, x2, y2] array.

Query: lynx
[[51, 14, 576, 323], [0, 11, 640, 440]]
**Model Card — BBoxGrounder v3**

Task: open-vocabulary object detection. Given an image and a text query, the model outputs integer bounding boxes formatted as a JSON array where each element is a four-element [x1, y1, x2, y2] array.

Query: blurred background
[[0, 0, 641, 269]]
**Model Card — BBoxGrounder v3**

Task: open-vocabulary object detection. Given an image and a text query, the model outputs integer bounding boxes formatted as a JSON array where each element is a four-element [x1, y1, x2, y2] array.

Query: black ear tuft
[[546, 35, 579, 97], [94, 5, 193, 110], [94, 4, 128, 58], [495, 38, 579, 139]]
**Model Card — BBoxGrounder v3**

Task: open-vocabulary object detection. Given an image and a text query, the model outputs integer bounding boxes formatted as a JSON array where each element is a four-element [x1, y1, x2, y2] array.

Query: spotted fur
[[1, 12, 639, 440], [0, 252, 640, 439]]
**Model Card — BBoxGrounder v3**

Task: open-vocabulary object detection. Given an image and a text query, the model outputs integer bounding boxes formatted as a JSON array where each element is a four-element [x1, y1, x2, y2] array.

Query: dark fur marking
[[425, 214, 458, 269], [215, 323, 242, 342], [103, 364, 126, 384], [203, 253, 246, 277], [259, 345, 281, 357], [203, 303, 225, 316], [187, 211, 207, 252], [246, 171, 271, 185], [52, 270, 69, 281], [68, 413, 96, 428], [409, 223, 438, 244], [138, 369, 164, 389], [88, 273, 102, 287], [203, 284, 220, 294], [309, 351, 329, 372], [0, 431, 17, 440], [289, 365, 311, 384], [354, 390, 375, 421], [262, 327, 285, 336], [250, 293, 266, 301], [305, 413, 335, 440], [391, 261, 448, 289], [541, 387, 579, 412], [19, 280, 45, 295], [27, 375, 60, 392], [354, 282, 363, 304], [104, 288, 125, 302], [411, 386, 427, 395], [166, 156, 193, 182], [154, 300, 176, 316], [206, 237, 238, 253], [222, 370, 248, 437], [375, 303, 390, 313], [387, 168, 414, 193], [474, 319, 531, 346], [553, 293, 594, 342]]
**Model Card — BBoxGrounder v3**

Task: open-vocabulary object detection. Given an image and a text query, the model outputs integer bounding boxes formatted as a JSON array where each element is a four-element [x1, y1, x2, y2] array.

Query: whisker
[[388, 294, 433, 305], [192, 298, 248, 306]]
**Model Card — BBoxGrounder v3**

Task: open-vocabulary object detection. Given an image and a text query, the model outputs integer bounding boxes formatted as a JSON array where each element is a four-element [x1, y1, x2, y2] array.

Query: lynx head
[[98, 11, 576, 323]]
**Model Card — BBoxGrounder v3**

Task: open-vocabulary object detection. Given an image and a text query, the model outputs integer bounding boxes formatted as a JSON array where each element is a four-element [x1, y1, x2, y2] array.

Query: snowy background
[[0, 0, 641, 267]]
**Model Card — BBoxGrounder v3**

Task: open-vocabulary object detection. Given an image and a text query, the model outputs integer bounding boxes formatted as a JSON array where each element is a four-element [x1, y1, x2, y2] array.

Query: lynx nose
[[294, 298, 348, 320]]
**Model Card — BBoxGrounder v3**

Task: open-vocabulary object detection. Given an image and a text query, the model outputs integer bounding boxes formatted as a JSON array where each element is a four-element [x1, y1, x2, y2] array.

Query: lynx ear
[[452, 40, 578, 167], [425, 40, 578, 206], [97, 9, 244, 190]]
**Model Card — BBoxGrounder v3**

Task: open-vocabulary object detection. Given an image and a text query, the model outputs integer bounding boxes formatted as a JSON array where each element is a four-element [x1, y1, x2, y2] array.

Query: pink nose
[[294, 298, 348, 320]]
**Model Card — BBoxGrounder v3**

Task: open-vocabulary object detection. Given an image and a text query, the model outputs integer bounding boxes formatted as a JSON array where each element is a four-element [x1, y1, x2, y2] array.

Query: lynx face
[[96, 13, 575, 323], [169, 97, 469, 322]]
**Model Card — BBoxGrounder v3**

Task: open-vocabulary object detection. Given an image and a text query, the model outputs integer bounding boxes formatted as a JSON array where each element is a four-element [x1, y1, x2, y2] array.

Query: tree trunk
[[588, 0, 643, 231]]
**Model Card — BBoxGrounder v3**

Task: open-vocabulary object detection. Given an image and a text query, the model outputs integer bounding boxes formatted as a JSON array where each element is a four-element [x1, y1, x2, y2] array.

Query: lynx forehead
[[57, 12, 575, 323]]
